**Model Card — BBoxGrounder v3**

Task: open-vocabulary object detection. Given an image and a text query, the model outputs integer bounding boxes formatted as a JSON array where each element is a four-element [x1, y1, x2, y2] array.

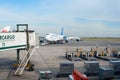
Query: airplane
[[66, 37, 80, 42], [0, 26, 11, 32], [44, 27, 80, 44]]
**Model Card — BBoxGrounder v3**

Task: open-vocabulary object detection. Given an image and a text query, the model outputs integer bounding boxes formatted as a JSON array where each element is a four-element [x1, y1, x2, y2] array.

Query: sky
[[0, 0, 120, 37]]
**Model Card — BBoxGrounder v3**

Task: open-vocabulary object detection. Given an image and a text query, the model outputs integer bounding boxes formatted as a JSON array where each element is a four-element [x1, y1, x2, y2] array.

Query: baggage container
[[84, 61, 99, 75], [110, 60, 120, 74], [59, 62, 74, 74], [99, 66, 114, 80], [57, 62, 74, 77]]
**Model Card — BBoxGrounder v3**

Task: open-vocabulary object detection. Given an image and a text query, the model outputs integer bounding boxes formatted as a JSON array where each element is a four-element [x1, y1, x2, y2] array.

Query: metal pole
[[26, 24, 29, 50], [16, 24, 20, 61], [17, 49, 20, 61], [17, 24, 19, 32]]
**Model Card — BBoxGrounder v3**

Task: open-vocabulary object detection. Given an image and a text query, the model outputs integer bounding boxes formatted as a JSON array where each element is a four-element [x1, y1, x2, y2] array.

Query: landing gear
[[49, 41, 63, 44], [65, 40, 68, 43]]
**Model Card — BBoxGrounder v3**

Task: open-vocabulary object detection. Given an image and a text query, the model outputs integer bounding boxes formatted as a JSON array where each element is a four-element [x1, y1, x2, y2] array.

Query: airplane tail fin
[[1, 26, 11, 32], [60, 27, 64, 35]]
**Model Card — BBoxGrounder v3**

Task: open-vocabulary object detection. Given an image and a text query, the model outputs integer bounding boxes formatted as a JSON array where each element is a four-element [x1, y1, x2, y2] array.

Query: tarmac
[[0, 41, 120, 80]]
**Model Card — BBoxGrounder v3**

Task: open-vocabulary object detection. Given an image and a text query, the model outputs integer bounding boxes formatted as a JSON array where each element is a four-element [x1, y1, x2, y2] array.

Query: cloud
[[0, 0, 120, 37]]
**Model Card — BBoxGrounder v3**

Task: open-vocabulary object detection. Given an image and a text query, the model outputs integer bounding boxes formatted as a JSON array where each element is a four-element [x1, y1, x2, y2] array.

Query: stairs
[[14, 46, 35, 75]]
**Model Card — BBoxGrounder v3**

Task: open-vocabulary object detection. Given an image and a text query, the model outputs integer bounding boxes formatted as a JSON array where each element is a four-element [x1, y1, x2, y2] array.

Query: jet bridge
[[0, 24, 39, 75], [0, 28, 38, 51], [0, 32, 27, 51]]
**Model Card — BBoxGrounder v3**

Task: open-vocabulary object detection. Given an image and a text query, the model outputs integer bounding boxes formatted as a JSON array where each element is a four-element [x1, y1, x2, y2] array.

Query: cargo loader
[[95, 46, 119, 61], [65, 48, 82, 61]]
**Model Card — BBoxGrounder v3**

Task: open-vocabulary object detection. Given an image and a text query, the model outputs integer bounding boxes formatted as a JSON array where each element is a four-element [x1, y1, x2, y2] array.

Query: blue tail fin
[[60, 27, 64, 35]]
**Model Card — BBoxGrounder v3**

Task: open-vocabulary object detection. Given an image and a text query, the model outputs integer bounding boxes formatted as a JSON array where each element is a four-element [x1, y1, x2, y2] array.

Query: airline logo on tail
[[0, 26, 11, 32]]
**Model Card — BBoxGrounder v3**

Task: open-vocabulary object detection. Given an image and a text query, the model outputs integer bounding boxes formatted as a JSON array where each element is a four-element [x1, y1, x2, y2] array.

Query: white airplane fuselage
[[45, 33, 64, 43]]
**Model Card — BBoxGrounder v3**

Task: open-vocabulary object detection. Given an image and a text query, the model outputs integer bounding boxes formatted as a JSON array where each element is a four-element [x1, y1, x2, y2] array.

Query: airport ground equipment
[[68, 75, 74, 80], [65, 47, 98, 61], [116, 51, 120, 58], [112, 51, 119, 58], [65, 48, 82, 61], [105, 45, 112, 56], [84, 61, 99, 76], [112, 50, 120, 58], [110, 60, 120, 74], [108, 46, 120, 58], [13, 62, 34, 71], [94, 45, 111, 57], [80, 51, 97, 61], [96, 56, 119, 61], [95, 46, 119, 61], [39, 71, 52, 80], [56, 62, 74, 77], [99, 66, 114, 80], [65, 51, 81, 61], [72, 69, 88, 80], [65, 46, 120, 61], [78, 47, 98, 61], [95, 50, 119, 61]]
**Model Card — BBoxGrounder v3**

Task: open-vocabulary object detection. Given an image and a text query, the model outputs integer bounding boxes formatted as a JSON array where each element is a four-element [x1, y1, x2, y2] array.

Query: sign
[[0, 32, 27, 51]]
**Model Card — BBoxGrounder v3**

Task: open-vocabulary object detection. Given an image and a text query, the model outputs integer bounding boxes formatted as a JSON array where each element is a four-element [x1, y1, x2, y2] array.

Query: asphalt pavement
[[43, 41, 120, 47]]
